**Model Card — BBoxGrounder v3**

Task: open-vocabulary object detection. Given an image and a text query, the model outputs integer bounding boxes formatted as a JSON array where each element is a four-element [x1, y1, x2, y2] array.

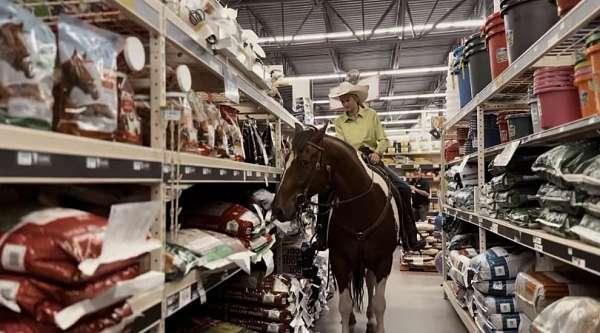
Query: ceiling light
[[380, 93, 446, 101], [382, 120, 419, 125], [314, 109, 445, 120], [386, 129, 427, 134], [287, 66, 447, 82], [258, 19, 484, 44], [312, 100, 330, 104]]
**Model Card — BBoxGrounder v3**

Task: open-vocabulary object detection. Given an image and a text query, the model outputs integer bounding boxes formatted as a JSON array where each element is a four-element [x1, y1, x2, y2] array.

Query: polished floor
[[314, 252, 467, 333]]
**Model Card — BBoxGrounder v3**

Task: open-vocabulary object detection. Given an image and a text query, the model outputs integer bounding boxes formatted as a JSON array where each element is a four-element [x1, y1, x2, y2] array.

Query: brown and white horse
[[273, 124, 414, 333]]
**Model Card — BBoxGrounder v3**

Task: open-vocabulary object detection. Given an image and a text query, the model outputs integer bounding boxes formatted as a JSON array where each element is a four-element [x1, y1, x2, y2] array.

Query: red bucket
[[534, 66, 574, 77], [535, 86, 581, 129], [557, 0, 581, 16], [484, 12, 509, 77], [496, 114, 510, 143]]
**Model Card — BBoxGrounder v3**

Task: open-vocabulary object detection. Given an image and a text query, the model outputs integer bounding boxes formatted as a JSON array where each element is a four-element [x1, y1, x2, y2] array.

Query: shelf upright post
[[440, 126, 448, 288], [275, 119, 283, 170], [476, 106, 486, 253], [150, 5, 167, 333]]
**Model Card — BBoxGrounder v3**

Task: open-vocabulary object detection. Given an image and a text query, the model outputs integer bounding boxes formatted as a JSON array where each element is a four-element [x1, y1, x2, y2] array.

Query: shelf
[[446, 152, 478, 167], [0, 125, 163, 183], [443, 205, 600, 277], [170, 152, 282, 183], [165, 263, 242, 318], [386, 151, 440, 156], [128, 288, 163, 333], [444, 0, 600, 129], [442, 281, 478, 333], [391, 164, 441, 170]]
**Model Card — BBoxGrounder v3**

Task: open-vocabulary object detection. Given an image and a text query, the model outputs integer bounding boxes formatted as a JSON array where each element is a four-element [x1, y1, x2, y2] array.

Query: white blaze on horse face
[[281, 150, 295, 184], [356, 153, 400, 225]]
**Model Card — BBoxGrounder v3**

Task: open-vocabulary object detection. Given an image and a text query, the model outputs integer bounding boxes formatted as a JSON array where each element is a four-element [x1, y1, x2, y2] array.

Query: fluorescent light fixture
[[380, 93, 446, 101], [386, 129, 427, 134], [258, 19, 484, 43], [314, 109, 445, 120], [287, 66, 447, 82], [382, 120, 419, 125], [312, 100, 330, 105]]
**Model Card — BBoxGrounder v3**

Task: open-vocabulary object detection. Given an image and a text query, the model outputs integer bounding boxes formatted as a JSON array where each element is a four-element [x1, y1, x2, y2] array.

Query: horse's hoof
[[349, 313, 357, 326], [366, 323, 376, 333]]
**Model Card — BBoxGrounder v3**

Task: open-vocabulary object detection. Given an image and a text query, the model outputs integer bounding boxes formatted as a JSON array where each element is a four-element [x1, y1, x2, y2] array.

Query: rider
[[312, 78, 419, 250]]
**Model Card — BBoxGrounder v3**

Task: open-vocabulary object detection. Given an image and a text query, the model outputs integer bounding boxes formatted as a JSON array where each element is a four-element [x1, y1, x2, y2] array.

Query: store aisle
[[315, 252, 466, 333]]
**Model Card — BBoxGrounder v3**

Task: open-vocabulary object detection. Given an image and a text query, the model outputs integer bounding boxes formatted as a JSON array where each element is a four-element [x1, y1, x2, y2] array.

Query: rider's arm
[[373, 114, 389, 155]]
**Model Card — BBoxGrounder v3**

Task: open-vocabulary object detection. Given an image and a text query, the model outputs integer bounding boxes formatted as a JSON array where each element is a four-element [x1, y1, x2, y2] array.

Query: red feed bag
[[182, 203, 262, 239]]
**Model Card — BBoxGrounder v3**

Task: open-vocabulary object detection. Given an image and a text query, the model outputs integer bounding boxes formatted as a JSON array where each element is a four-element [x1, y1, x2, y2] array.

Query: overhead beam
[[323, 0, 363, 42], [420, 0, 441, 38], [366, 0, 399, 41], [420, 0, 469, 39], [387, 0, 405, 112], [323, 3, 342, 73]]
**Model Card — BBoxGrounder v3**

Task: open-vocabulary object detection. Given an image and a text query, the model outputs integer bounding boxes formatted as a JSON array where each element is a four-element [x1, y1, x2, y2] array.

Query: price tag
[[233, 171, 240, 177], [256, 171, 262, 177], [413, 257, 424, 266], [180, 286, 192, 306], [185, 166, 196, 174], [491, 223, 498, 233], [534, 243, 543, 252], [162, 107, 181, 121], [202, 168, 212, 175], [86, 157, 108, 169], [17, 152, 33, 166], [572, 257, 586, 269], [246, 170, 252, 176], [493, 140, 520, 168], [219, 169, 227, 176], [133, 161, 150, 171]]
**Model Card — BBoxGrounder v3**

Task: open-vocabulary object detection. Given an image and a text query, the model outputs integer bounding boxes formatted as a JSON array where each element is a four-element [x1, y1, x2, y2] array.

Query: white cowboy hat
[[328, 81, 369, 103]]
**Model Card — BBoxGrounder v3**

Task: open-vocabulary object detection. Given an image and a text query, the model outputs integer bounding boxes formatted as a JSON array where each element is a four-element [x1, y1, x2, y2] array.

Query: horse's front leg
[[339, 287, 353, 333], [366, 270, 377, 333]]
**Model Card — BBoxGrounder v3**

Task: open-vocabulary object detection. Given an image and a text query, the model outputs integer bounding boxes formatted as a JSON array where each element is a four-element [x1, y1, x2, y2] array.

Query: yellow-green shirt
[[334, 107, 389, 155]]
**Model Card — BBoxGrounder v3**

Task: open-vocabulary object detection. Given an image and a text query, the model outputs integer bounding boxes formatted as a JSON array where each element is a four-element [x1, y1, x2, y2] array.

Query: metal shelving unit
[[0, 1, 296, 332], [440, 1, 600, 331]]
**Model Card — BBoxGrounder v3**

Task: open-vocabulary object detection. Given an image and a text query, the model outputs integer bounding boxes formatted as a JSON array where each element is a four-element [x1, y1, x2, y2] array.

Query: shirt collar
[[343, 107, 366, 122]]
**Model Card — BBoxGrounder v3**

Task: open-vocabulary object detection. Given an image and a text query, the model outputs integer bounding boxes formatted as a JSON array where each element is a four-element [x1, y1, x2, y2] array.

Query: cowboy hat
[[328, 81, 369, 103]]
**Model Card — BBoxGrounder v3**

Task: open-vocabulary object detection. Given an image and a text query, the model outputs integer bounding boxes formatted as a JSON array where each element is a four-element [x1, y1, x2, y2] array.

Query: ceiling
[[227, 0, 484, 127]]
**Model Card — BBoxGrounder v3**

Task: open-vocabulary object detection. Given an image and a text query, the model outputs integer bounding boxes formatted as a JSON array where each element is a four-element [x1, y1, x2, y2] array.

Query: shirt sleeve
[[373, 113, 390, 155], [334, 120, 346, 141]]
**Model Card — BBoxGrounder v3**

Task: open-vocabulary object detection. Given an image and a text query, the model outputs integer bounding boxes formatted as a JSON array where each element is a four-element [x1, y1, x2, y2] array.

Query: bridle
[[292, 140, 393, 242]]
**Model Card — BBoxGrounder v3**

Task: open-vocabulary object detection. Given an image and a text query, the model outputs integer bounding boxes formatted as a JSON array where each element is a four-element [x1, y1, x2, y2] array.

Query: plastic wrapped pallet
[[470, 247, 535, 282], [530, 297, 600, 333], [473, 279, 516, 297], [515, 271, 600, 321]]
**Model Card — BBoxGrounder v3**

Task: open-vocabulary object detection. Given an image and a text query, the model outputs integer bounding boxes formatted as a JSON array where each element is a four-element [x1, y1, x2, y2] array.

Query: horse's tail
[[350, 266, 365, 311]]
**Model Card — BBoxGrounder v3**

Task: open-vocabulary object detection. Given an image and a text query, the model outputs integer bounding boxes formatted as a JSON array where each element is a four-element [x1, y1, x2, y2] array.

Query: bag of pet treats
[[182, 202, 263, 239], [473, 289, 518, 315], [55, 14, 124, 139], [0, 0, 56, 130], [473, 279, 516, 297], [470, 247, 535, 282], [570, 214, 600, 247]]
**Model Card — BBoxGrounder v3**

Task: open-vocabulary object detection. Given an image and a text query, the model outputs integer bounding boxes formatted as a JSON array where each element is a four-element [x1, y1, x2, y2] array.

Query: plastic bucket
[[506, 113, 533, 140], [501, 0, 559, 63], [496, 114, 510, 143], [586, 41, 600, 79], [557, 0, 581, 16], [484, 114, 501, 147], [535, 86, 581, 129], [574, 66, 599, 117], [484, 13, 509, 78], [453, 46, 473, 108], [465, 47, 493, 97]]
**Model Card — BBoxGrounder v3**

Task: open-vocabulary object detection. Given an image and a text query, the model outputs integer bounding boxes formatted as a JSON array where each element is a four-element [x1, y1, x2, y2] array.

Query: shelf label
[[233, 171, 240, 177], [162, 107, 181, 121], [219, 169, 227, 176], [133, 161, 150, 171], [533, 237, 543, 252], [491, 223, 498, 233], [493, 140, 520, 167], [17, 151, 51, 166], [256, 171, 262, 177], [202, 168, 212, 175], [180, 285, 192, 305], [86, 157, 109, 169], [184, 166, 196, 175], [246, 170, 252, 176], [571, 257, 586, 269]]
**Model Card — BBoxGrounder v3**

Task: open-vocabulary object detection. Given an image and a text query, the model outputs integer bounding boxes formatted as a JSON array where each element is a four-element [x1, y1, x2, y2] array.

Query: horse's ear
[[294, 123, 303, 134], [82, 52, 88, 59], [315, 122, 328, 142], [71, 49, 78, 58]]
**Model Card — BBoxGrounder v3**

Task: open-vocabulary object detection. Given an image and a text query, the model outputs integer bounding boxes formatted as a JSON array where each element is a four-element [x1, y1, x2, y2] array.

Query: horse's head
[[65, 50, 99, 99], [272, 124, 331, 221], [0, 21, 34, 78]]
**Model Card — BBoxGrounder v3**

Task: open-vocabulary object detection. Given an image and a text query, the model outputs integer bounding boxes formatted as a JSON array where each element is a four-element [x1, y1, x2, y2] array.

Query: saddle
[[313, 149, 421, 251]]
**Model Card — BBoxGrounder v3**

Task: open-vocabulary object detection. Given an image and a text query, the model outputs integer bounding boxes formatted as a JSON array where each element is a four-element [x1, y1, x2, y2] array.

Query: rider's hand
[[369, 152, 381, 164]]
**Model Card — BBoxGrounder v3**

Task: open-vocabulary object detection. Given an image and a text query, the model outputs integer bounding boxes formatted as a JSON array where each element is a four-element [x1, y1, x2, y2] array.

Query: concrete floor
[[314, 252, 467, 333]]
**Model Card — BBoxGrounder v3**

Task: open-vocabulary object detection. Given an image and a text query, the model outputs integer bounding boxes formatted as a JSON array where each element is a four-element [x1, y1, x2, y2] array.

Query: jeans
[[382, 165, 411, 196]]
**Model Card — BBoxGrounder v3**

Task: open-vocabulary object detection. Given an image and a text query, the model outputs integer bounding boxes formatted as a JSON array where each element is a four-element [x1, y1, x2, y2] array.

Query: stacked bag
[[446, 233, 479, 309], [470, 247, 535, 333], [0, 202, 164, 333], [207, 272, 314, 333], [445, 165, 477, 211], [531, 140, 600, 244], [401, 221, 442, 270]]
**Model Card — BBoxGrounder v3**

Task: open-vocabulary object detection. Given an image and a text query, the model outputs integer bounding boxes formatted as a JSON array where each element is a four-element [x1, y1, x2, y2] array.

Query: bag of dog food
[[507, 207, 541, 229], [490, 174, 542, 192], [473, 289, 517, 315], [475, 310, 518, 333], [55, 14, 125, 139], [0, 203, 161, 284], [570, 214, 600, 247], [536, 209, 581, 239], [473, 280, 516, 297], [531, 141, 600, 187], [0, 269, 162, 330], [470, 247, 535, 282], [165, 243, 199, 281], [0, 0, 56, 130], [536, 183, 585, 215], [0, 301, 136, 333], [182, 202, 263, 239]]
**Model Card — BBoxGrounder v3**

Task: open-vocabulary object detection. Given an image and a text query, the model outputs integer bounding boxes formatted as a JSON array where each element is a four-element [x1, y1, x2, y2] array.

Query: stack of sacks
[[310, 251, 334, 322], [0, 203, 164, 332], [515, 271, 600, 331], [532, 141, 600, 239], [209, 272, 313, 333], [170, 201, 277, 274], [470, 247, 536, 333], [402, 222, 441, 270], [175, 317, 259, 333], [447, 247, 478, 309]]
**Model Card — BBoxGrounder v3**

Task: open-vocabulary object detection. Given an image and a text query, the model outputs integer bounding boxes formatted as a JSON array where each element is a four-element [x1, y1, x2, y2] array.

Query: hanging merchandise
[[115, 73, 142, 144], [187, 91, 215, 156], [55, 14, 125, 140], [181, 202, 264, 239], [0, 0, 56, 130], [220, 105, 245, 161], [166, 92, 201, 153]]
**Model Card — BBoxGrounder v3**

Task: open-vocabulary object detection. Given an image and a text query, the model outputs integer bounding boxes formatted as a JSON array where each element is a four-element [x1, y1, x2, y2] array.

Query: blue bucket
[[452, 46, 473, 108]]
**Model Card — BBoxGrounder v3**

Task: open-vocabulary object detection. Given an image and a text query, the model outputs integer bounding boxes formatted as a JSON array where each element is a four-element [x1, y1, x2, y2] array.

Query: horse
[[272, 124, 416, 333], [0, 21, 34, 78], [59, 49, 99, 100]]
